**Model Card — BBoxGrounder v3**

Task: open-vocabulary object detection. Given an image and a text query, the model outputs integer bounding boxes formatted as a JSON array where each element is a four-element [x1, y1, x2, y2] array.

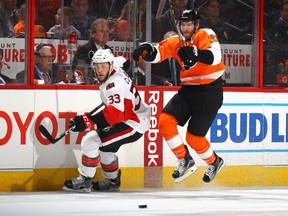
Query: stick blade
[[39, 125, 56, 143]]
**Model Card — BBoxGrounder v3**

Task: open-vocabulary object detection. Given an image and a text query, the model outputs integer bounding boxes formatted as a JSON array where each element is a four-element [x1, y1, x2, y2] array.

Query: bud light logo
[[210, 112, 288, 143]]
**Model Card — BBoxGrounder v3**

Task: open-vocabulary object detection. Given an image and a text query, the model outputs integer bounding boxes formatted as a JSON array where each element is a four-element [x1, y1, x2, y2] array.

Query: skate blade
[[92, 188, 120, 192], [62, 186, 91, 193], [174, 166, 198, 184]]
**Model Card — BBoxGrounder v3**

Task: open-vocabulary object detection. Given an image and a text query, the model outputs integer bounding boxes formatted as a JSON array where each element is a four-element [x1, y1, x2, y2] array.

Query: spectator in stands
[[152, 31, 180, 86], [199, 0, 232, 43], [0, 49, 13, 84], [14, 3, 45, 38], [154, 0, 187, 42], [70, 0, 96, 39], [35, 0, 61, 32], [69, 18, 112, 84], [111, 0, 146, 41], [47, 6, 81, 39], [0, 0, 17, 37], [264, 1, 288, 85], [272, 1, 288, 48], [221, 0, 253, 44], [16, 44, 54, 84], [264, 0, 282, 40]]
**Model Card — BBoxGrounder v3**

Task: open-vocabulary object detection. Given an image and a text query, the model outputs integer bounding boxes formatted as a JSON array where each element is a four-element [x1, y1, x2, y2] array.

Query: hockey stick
[[174, 15, 192, 70], [39, 102, 105, 144], [174, 10, 198, 70], [175, 20, 184, 47], [167, 2, 190, 70]]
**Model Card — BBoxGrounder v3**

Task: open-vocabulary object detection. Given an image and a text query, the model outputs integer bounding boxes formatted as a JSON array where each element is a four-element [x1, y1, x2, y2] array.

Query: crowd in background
[[0, 0, 287, 86]]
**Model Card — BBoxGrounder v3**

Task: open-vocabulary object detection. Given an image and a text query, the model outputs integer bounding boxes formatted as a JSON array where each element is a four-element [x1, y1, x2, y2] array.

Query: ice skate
[[203, 154, 225, 183], [63, 175, 93, 193], [93, 169, 121, 192], [172, 152, 197, 183]]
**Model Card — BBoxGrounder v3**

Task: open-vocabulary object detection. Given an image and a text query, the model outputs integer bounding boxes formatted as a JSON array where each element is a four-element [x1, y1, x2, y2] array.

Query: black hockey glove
[[132, 42, 157, 62], [70, 115, 87, 132], [178, 46, 199, 62], [177, 46, 199, 69], [178, 46, 214, 68]]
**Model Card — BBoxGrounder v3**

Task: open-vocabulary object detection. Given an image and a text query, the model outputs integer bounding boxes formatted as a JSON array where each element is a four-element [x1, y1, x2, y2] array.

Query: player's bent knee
[[158, 112, 178, 140], [81, 130, 100, 154], [158, 112, 176, 131]]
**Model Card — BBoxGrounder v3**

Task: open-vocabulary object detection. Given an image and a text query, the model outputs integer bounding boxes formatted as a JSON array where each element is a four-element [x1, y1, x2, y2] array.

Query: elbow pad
[[198, 50, 214, 65]]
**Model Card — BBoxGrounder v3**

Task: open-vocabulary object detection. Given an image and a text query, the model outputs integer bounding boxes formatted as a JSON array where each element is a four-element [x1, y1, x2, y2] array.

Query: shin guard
[[159, 113, 187, 159]]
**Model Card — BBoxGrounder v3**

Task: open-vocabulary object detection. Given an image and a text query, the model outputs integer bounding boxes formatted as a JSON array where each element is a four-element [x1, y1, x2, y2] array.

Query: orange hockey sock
[[186, 132, 216, 165], [170, 143, 187, 159]]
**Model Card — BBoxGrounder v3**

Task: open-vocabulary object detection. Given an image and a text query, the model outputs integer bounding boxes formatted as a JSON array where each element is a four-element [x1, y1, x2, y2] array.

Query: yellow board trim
[[0, 166, 287, 192]]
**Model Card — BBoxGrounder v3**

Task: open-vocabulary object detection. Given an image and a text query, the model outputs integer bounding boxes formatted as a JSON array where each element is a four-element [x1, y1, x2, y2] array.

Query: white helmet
[[91, 49, 114, 66], [91, 49, 114, 83]]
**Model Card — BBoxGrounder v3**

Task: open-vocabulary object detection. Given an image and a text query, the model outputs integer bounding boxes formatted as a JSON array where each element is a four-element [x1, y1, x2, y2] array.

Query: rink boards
[[0, 89, 288, 191]]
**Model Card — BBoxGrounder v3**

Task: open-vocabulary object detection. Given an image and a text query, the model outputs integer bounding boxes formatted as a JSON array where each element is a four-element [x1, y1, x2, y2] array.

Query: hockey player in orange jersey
[[132, 9, 225, 183]]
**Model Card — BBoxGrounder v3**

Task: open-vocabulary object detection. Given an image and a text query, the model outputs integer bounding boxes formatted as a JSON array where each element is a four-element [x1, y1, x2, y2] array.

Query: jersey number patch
[[208, 34, 218, 43], [107, 84, 141, 111], [108, 94, 121, 104]]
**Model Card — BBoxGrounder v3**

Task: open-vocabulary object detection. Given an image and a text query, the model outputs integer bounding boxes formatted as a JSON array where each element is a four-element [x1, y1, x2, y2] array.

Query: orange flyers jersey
[[151, 28, 226, 85]]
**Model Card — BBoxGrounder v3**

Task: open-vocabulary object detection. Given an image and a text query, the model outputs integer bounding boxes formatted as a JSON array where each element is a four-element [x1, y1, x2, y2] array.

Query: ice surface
[[1, 188, 288, 216]]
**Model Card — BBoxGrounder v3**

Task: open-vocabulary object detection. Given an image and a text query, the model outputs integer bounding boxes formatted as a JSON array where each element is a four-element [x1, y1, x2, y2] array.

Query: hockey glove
[[178, 46, 214, 67], [178, 46, 198, 62], [177, 46, 199, 69], [132, 42, 157, 62], [70, 114, 93, 132]]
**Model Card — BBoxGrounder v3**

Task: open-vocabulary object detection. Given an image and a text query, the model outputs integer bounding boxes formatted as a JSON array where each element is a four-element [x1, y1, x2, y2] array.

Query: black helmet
[[179, 9, 201, 22]]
